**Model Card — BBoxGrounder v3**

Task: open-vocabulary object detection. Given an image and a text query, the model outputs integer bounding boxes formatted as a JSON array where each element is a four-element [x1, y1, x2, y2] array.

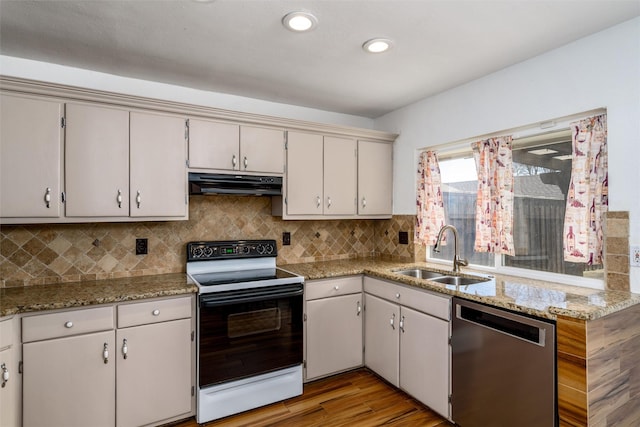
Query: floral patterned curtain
[[416, 151, 446, 246], [563, 114, 608, 264], [472, 136, 515, 256]]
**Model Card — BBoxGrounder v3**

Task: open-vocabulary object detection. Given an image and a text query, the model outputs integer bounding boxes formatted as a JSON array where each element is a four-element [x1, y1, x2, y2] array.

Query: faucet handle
[[456, 257, 469, 267]]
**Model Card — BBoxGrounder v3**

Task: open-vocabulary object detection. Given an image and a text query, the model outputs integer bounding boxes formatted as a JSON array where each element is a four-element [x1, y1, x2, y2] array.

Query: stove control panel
[[187, 240, 277, 261]]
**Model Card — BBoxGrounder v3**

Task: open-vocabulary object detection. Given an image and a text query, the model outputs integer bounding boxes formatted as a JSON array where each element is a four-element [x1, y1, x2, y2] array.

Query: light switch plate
[[631, 245, 640, 267]]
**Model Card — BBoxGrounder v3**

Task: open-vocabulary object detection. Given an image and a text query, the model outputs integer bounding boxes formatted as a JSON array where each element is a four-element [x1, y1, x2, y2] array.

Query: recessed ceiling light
[[363, 38, 393, 53], [282, 11, 318, 32]]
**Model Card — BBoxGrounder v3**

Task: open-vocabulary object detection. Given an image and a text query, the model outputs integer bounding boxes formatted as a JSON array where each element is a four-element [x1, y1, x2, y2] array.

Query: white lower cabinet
[[304, 276, 363, 381], [363, 277, 451, 419], [1, 317, 21, 427], [23, 328, 116, 427], [21, 296, 194, 427], [116, 319, 192, 427]]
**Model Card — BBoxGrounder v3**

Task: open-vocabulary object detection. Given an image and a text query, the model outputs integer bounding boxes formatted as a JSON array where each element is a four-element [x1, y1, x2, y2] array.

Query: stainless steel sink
[[393, 269, 447, 280], [430, 276, 487, 286]]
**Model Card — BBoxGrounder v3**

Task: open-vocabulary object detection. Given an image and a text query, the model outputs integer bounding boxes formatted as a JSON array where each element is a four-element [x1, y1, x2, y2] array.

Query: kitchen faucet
[[433, 225, 469, 273]]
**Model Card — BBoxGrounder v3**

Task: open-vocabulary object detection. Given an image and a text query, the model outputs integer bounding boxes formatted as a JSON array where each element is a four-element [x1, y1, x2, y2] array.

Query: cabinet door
[[0, 347, 18, 427], [22, 331, 116, 427], [400, 306, 450, 418], [286, 131, 324, 215], [358, 140, 392, 216], [364, 293, 399, 386], [324, 136, 357, 215], [130, 111, 187, 218], [306, 294, 363, 380], [116, 319, 192, 427], [1, 94, 63, 218], [65, 103, 129, 217], [188, 118, 240, 170], [239, 126, 284, 174]]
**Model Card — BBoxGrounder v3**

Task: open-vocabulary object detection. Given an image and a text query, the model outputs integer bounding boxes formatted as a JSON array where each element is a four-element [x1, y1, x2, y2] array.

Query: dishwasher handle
[[456, 302, 548, 347]]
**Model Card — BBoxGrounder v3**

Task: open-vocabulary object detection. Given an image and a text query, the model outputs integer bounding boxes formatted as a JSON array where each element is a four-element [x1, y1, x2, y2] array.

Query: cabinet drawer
[[305, 276, 362, 301], [117, 296, 192, 328], [364, 277, 450, 321], [22, 306, 114, 343]]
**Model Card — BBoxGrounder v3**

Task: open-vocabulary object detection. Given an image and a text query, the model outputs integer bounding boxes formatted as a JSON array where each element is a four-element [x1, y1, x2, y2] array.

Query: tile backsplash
[[1, 196, 414, 287]]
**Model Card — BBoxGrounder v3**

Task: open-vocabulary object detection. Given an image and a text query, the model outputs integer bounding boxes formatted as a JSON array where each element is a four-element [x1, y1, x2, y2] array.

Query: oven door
[[198, 283, 303, 388]]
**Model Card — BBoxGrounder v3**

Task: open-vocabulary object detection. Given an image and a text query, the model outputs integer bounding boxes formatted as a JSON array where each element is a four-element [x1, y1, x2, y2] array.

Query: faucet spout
[[433, 225, 468, 273]]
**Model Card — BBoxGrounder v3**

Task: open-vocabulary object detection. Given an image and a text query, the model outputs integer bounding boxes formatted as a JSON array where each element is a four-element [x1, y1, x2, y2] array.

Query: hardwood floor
[[171, 369, 454, 427]]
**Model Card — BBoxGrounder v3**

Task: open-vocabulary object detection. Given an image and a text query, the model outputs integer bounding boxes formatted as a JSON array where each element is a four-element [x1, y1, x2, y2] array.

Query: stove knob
[[203, 246, 213, 257], [265, 244, 274, 254], [193, 247, 204, 258], [242, 246, 250, 254], [256, 244, 265, 254]]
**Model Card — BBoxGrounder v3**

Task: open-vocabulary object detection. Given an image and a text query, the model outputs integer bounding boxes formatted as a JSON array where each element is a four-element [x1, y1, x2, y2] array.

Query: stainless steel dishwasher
[[451, 297, 556, 427]]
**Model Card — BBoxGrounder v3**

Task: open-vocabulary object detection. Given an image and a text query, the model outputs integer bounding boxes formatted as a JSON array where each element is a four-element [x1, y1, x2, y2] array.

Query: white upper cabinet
[[188, 119, 239, 170], [358, 140, 392, 217], [65, 103, 130, 217], [0, 94, 63, 219], [324, 136, 357, 215], [130, 111, 187, 218], [283, 131, 357, 218], [188, 119, 284, 174], [239, 126, 285, 174]]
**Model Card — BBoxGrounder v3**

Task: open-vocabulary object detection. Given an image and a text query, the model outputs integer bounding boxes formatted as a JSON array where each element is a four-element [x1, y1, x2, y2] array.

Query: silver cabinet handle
[[334, 285, 340, 291], [103, 343, 109, 364], [136, 191, 141, 209], [152, 309, 160, 316], [399, 315, 405, 333], [316, 196, 321, 208], [122, 339, 128, 360], [357, 301, 361, 316], [232, 154, 237, 169], [117, 189, 123, 208], [44, 187, 51, 208], [64, 321, 73, 328], [243, 156, 248, 169], [1, 363, 9, 388], [390, 313, 395, 330], [395, 293, 400, 299], [327, 197, 332, 209], [362, 197, 367, 209]]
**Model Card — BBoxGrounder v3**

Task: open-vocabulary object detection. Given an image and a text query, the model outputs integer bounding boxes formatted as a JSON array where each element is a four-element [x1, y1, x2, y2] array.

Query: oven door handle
[[200, 284, 303, 307]]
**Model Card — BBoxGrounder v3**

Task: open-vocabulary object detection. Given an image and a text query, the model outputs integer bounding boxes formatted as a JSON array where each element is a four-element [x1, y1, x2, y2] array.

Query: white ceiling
[[1, 0, 639, 118]]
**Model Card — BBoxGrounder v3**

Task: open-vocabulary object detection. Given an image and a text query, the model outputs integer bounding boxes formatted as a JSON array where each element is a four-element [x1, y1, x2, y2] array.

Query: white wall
[[375, 17, 640, 290], [0, 55, 374, 129]]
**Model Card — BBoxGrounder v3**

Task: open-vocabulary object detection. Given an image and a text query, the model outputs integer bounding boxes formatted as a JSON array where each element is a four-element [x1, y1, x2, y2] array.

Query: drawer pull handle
[[395, 293, 400, 299], [122, 339, 128, 360], [103, 343, 109, 364], [232, 154, 237, 169], [334, 286, 340, 291], [1, 363, 8, 388], [44, 187, 52, 208], [152, 309, 160, 316], [64, 321, 73, 328]]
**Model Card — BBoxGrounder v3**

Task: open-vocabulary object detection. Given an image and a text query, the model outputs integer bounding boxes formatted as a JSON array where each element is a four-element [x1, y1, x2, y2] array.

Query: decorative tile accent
[[2, 197, 410, 287], [604, 211, 630, 291]]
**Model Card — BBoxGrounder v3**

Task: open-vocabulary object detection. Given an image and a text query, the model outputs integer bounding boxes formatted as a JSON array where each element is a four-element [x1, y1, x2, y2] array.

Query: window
[[430, 130, 604, 280]]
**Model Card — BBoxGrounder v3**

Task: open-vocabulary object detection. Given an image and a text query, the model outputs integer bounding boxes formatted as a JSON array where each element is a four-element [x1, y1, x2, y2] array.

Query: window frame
[[424, 113, 606, 290]]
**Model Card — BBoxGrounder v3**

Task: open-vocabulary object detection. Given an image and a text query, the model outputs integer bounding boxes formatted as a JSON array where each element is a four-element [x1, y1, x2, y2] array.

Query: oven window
[[199, 290, 303, 387]]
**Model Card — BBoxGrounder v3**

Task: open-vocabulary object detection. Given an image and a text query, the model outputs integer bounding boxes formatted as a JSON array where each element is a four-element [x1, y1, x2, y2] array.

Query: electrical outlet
[[136, 238, 148, 255], [399, 231, 409, 245], [283, 232, 291, 246], [631, 245, 640, 267]]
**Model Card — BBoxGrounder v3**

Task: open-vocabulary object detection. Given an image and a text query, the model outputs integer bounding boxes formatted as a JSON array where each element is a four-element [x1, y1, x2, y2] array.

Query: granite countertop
[[0, 273, 197, 317], [281, 258, 640, 321]]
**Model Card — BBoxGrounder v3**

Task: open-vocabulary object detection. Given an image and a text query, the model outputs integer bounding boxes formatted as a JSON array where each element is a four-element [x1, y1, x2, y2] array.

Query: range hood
[[189, 172, 282, 196]]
